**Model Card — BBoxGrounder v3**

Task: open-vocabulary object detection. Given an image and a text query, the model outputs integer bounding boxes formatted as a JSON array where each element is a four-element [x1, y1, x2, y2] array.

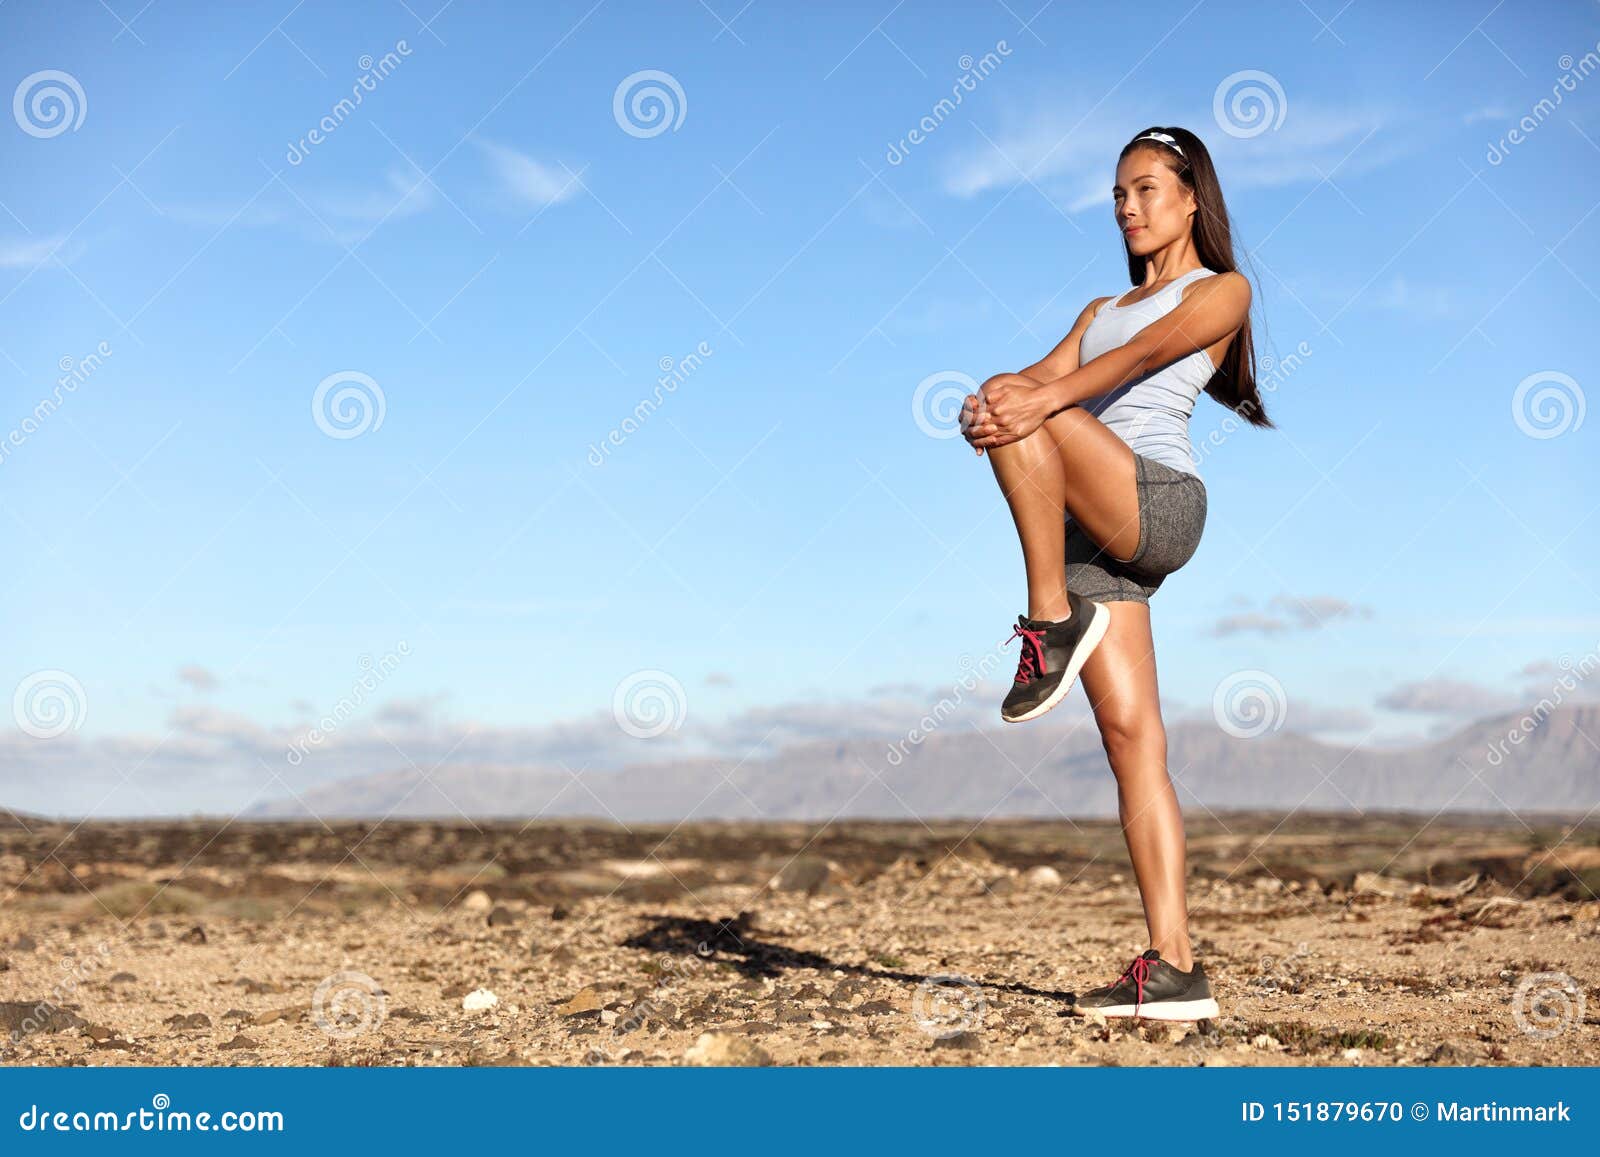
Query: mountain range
[[243, 703, 1600, 822]]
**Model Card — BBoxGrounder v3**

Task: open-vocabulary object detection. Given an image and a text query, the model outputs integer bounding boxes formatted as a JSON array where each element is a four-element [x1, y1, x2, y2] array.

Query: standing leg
[[1077, 599, 1194, 970]]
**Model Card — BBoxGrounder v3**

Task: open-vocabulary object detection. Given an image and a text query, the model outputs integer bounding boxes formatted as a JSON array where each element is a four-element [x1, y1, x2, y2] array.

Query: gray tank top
[[1076, 266, 1218, 478]]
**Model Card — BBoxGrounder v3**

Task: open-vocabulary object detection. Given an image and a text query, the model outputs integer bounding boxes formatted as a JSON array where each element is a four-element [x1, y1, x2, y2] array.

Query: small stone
[[163, 1013, 211, 1030], [487, 905, 517, 927], [1023, 865, 1063, 888], [11, 934, 37, 952], [771, 856, 834, 896], [107, 972, 137, 985], [467, 1044, 531, 1066], [855, 999, 896, 1016], [252, 1005, 306, 1026], [462, 988, 499, 1012], [0, 1001, 88, 1037], [220, 1034, 260, 1050], [1251, 1033, 1280, 1050], [981, 874, 1016, 896], [1342, 1047, 1363, 1064], [830, 978, 869, 1003], [178, 925, 207, 945], [558, 988, 603, 1017], [462, 891, 492, 913], [684, 1031, 772, 1066], [549, 904, 570, 921], [932, 1030, 982, 1051]]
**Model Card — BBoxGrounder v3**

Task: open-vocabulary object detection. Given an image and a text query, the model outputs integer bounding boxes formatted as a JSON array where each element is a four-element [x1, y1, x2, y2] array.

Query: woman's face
[[1113, 148, 1195, 256]]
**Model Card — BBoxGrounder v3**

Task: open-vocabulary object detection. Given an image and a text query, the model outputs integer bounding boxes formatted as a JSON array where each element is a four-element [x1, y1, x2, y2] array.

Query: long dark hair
[[1119, 126, 1272, 428]]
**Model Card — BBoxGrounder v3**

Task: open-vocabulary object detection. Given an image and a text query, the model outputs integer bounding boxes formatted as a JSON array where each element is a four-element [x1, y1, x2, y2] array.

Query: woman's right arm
[[1014, 297, 1110, 385]]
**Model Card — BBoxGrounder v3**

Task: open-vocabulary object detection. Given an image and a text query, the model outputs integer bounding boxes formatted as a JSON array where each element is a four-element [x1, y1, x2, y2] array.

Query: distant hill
[[244, 703, 1600, 821]]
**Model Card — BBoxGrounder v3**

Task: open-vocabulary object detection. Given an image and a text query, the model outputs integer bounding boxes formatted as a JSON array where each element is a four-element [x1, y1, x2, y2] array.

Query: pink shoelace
[[1006, 622, 1047, 685], [1118, 955, 1154, 1013]]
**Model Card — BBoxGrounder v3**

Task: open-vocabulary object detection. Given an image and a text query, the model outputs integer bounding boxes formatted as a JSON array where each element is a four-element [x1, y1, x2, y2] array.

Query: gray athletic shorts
[[1064, 452, 1207, 605]]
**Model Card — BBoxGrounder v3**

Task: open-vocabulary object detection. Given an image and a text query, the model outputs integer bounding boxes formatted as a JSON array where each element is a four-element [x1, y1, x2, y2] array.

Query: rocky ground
[[1, 811, 1597, 1067]]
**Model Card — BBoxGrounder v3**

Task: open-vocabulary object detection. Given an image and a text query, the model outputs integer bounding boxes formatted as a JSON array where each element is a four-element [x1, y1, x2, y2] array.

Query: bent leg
[[985, 405, 1143, 621], [1077, 600, 1194, 971]]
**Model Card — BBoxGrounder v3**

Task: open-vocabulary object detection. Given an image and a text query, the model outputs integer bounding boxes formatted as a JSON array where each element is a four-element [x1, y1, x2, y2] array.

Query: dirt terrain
[[2, 811, 1597, 1067]]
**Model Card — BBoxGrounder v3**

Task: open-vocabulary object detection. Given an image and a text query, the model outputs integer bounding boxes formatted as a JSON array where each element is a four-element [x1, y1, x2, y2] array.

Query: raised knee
[[1048, 404, 1092, 438]]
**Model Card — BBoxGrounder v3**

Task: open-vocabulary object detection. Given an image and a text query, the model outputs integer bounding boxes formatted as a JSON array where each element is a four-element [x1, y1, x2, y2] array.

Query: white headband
[[1136, 131, 1184, 157]]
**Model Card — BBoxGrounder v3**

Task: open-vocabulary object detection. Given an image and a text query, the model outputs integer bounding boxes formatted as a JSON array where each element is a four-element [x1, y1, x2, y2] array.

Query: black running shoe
[[1072, 948, 1219, 1020], [999, 590, 1111, 723]]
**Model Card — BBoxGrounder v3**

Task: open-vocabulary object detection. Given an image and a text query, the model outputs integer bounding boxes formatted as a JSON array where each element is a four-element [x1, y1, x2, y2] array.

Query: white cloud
[[939, 96, 1402, 214], [0, 235, 86, 267], [167, 169, 437, 246], [476, 140, 582, 207], [176, 665, 219, 692], [1376, 678, 1517, 717]]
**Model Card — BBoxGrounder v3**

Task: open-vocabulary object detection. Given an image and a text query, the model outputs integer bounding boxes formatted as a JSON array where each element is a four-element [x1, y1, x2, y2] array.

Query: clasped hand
[[959, 373, 1055, 456]]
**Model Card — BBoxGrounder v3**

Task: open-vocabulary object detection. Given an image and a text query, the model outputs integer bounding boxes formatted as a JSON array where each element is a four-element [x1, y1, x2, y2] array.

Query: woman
[[959, 126, 1270, 1020]]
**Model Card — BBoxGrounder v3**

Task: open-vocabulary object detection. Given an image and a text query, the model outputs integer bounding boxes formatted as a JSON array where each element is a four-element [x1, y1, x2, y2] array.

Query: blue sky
[[3, 0, 1598, 815]]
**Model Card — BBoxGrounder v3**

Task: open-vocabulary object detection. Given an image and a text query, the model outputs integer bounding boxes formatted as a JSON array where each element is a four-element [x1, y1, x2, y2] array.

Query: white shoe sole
[[1075, 996, 1220, 1021], [1001, 600, 1111, 723]]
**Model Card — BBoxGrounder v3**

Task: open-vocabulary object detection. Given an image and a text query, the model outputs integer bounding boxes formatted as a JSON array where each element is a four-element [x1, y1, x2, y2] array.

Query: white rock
[[462, 890, 492, 912], [1023, 865, 1063, 888], [462, 987, 499, 1011], [684, 1031, 772, 1067]]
